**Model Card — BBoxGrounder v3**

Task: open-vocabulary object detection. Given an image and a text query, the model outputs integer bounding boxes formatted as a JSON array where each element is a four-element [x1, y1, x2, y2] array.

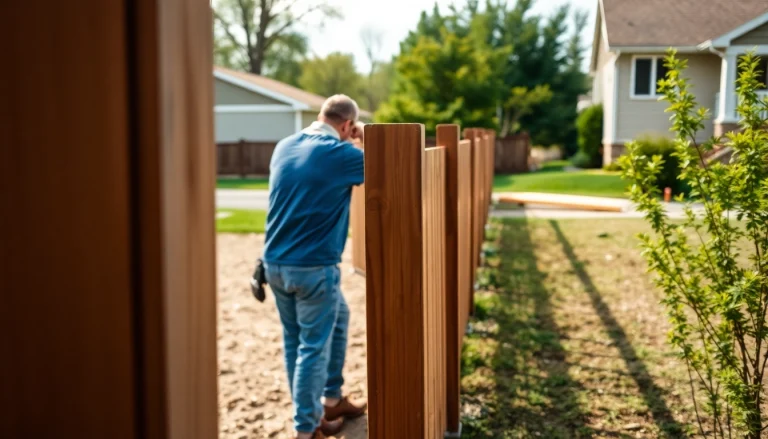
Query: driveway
[[216, 189, 269, 210], [216, 189, 706, 220]]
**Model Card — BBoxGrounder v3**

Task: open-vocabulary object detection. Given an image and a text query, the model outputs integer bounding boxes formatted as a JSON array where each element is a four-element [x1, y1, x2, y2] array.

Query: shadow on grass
[[460, 218, 593, 438], [548, 220, 687, 438]]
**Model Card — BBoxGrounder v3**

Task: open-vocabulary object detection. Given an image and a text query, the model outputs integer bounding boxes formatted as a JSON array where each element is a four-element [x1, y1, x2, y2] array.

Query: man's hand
[[350, 122, 365, 143]]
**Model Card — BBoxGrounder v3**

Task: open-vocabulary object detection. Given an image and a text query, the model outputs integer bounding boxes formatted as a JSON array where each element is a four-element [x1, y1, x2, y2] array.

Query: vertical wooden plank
[[365, 124, 426, 439], [437, 125, 462, 434], [0, 1, 137, 438], [131, 0, 218, 437], [351, 142, 366, 274], [423, 147, 446, 439], [457, 139, 472, 342]]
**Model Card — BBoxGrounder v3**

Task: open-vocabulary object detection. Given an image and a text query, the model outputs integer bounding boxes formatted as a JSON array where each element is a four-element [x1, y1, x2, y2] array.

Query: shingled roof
[[214, 66, 372, 118], [601, 0, 768, 47]]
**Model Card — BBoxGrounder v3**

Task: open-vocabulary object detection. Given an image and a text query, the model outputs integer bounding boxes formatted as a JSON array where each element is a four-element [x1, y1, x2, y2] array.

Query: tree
[[360, 28, 393, 112], [212, 0, 340, 75], [262, 32, 308, 87], [377, 30, 502, 135], [500, 85, 552, 137], [621, 51, 768, 439], [299, 53, 364, 104]]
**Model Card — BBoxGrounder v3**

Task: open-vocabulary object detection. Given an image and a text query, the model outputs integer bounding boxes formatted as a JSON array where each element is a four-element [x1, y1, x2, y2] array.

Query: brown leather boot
[[324, 396, 368, 421], [319, 417, 344, 436], [294, 431, 325, 439]]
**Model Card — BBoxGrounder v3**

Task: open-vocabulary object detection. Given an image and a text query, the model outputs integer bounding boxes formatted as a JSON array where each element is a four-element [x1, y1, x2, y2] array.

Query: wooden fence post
[[365, 124, 447, 439], [437, 124, 461, 435], [350, 141, 366, 274]]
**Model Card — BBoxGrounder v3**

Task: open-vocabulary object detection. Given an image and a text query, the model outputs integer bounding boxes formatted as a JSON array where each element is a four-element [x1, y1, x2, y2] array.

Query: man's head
[[318, 94, 360, 141]]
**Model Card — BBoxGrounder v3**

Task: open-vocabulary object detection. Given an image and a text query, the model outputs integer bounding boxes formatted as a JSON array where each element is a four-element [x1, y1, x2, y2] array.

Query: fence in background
[[216, 141, 276, 176], [495, 133, 530, 174], [218, 131, 527, 177], [351, 124, 495, 438]]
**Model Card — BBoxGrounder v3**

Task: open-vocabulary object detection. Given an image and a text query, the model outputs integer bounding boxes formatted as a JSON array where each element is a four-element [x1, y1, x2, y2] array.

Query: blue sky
[[300, 0, 598, 72]]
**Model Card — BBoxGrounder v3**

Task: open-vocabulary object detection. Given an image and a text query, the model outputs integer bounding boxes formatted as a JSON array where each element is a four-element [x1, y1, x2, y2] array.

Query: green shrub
[[632, 134, 688, 195], [575, 104, 603, 168], [603, 161, 622, 172], [570, 151, 594, 169], [620, 51, 768, 438]]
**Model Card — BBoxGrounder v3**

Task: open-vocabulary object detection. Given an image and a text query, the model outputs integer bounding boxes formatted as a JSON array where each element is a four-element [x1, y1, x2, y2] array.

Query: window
[[632, 56, 668, 98], [737, 55, 768, 90]]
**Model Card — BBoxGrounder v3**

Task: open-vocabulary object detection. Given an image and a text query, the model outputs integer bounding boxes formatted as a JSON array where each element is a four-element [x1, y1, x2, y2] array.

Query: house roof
[[214, 66, 372, 118], [601, 0, 768, 47]]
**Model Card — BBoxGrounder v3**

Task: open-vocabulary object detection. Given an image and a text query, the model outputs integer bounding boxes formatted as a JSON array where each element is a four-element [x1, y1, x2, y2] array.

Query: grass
[[217, 177, 269, 190], [215, 165, 629, 199], [216, 209, 266, 233], [461, 218, 700, 438], [493, 169, 628, 198]]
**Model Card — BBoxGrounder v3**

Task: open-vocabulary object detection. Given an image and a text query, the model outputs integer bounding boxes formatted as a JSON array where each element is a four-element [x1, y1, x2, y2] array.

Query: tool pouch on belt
[[250, 258, 268, 303]]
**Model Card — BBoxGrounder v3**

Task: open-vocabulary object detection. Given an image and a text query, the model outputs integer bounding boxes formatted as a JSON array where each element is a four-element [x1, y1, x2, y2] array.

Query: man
[[263, 95, 368, 439]]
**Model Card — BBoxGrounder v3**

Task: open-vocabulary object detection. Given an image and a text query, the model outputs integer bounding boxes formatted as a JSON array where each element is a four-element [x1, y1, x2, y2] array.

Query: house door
[[1, 1, 218, 438]]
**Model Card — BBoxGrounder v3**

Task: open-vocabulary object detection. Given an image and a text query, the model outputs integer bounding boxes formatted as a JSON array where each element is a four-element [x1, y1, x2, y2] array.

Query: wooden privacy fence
[[351, 124, 495, 438], [217, 140, 276, 176], [495, 132, 530, 174]]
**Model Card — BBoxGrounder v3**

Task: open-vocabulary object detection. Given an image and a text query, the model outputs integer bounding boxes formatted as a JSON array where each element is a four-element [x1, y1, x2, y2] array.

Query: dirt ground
[[217, 234, 368, 439]]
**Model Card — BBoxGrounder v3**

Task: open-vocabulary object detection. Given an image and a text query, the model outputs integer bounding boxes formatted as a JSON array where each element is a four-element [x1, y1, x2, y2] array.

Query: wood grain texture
[[365, 124, 427, 439], [423, 147, 447, 439], [457, 140, 473, 350], [351, 142, 366, 274], [142, 0, 219, 437], [0, 1, 137, 437], [436, 125, 461, 433]]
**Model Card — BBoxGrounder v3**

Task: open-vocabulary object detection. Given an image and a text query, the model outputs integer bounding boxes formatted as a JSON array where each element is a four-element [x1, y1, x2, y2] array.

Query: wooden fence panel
[[456, 139, 473, 342], [216, 141, 277, 176], [365, 124, 428, 438], [423, 147, 447, 439], [2, 0, 218, 438], [495, 133, 530, 174], [436, 124, 461, 434]]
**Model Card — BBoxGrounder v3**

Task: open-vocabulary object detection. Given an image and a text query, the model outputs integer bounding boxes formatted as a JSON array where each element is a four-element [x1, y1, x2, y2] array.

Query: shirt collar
[[302, 121, 340, 140]]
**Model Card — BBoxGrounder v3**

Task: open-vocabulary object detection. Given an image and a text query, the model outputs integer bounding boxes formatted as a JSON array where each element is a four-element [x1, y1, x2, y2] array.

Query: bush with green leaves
[[575, 103, 603, 168], [633, 134, 688, 195], [620, 51, 768, 438]]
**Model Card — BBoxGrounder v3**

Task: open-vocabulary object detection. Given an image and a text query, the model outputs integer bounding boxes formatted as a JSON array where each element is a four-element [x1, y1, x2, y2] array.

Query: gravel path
[[217, 234, 368, 439]]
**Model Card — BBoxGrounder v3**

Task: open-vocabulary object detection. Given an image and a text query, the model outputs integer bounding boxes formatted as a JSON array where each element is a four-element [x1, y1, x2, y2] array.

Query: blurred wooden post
[[437, 124, 461, 435], [1, 1, 218, 438], [365, 124, 447, 439], [350, 141, 366, 274]]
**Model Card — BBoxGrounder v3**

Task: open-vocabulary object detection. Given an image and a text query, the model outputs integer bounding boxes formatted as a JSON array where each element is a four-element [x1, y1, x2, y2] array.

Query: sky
[[298, 0, 598, 72]]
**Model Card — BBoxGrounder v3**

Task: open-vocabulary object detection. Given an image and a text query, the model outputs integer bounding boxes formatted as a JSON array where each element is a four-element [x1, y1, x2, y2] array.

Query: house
[[214, 66, 371, 143], [590, 0, 768, 165]]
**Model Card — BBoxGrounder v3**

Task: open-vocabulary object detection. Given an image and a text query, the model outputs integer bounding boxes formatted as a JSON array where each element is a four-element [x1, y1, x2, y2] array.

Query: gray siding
[[616, 53, 719, 142], [302, 111, 317, 129], [214, 78, 285, 105], [215, 112, 295, 142], [733, 22, 768, 46]]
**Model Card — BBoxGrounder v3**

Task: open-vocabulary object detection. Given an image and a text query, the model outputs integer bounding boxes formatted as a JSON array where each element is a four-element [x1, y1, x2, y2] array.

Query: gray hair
[[320, 94, 359, 123]]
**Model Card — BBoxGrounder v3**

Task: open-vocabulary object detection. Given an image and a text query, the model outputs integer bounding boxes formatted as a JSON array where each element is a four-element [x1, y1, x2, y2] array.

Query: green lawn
[[217, 168, 628, 199], [461, 218, 698, 438], [216, 209, 266, 233], [217, 177, 269, 190], [493, 169, 628, 198]]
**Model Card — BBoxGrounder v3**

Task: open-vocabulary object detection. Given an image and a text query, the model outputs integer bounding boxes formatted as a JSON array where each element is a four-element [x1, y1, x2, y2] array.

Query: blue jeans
[[265, 264, 349, 434]]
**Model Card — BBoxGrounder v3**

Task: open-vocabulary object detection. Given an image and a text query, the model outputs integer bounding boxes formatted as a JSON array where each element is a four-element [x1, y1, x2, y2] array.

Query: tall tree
[[212, 0, 340, 75], [377, 30, 502, 135], [360, 28, 392, 112], [299, 53, 365, 104], [262, 32, 308, 86]]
